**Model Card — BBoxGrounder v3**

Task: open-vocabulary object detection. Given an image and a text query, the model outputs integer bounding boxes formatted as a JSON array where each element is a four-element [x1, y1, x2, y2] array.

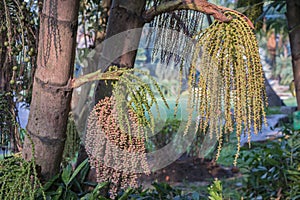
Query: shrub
[[239, 125, 300, 199]]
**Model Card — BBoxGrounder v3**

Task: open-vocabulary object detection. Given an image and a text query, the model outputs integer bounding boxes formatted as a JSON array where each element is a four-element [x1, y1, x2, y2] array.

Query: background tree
[[286, 0, 300, 110]]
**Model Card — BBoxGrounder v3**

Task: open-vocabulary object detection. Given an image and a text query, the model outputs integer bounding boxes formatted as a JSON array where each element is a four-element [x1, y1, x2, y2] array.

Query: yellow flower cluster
[[186, 11, 267, 165]]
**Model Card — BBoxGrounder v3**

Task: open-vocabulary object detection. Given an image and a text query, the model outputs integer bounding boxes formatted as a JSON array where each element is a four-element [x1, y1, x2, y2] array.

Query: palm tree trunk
[[76, 0, 147, 186], [22, 0, 80, 180], [94, 0, 146, 102]]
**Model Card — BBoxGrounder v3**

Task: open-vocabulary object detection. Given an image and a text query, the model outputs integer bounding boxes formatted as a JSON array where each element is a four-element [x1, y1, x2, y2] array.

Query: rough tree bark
[[286, 0, 300, 110], [94, 0, 147, 102], [22, 0, 80, 180]]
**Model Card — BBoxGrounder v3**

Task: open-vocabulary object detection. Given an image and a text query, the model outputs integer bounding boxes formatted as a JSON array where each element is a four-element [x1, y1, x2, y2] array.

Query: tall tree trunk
[[77, 0, 147, 162], [77, 0, 146, 161], [76, 0, 147, 185], [286, 0, 300, 110], [23, 0, 80, 180], [94, 0, 146, 102]]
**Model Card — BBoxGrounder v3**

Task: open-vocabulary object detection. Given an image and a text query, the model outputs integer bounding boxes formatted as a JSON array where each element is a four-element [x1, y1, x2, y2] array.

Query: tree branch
[[143, 0, 231, 22], [143, 0, 254, 29], [69, 70, 122, 89]]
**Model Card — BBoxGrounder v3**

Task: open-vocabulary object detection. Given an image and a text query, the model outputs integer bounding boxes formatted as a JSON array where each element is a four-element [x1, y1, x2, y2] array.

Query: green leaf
[[67, 158, 88, 186], [43, 173, 60, 191], [80, 193, 91, 200], [53, 186, 63, 200], [192, 192, 200, 200], [92, 182, 108, 196], [79, 159, 90, 183], [260, 172, 268, 179], [83, 181, 98, 187], [118, 188, 133, 200], [287, 170, 300, 175], [268, 166, 276, 173], [62, 164, 72, 186], [65, 190, 78, 200], [73, 179, 83, 193]]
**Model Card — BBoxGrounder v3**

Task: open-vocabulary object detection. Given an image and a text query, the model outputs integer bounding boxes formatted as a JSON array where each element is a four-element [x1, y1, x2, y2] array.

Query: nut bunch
[[86, 96, 149, 198]]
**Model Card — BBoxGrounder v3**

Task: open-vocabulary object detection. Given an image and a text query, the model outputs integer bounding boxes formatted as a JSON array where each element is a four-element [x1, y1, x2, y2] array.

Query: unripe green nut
[[12, 66, 18, 71], [10, 80, 15, 85], [24, 57, 30, 62], [17, 45, 22, 51]]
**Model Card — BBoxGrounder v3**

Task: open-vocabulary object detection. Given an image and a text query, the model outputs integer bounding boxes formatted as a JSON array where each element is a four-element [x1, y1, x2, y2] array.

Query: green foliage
[[208, 179, 223, 200], [39, 158, 109, 200], [0, 155, 45, 200], [0, 133, 45, 200], [284, 97, 297, 107], [115, 182, 200, 200], [38, 166, 213, 199], [239, 126, 300, 199], [263, 1, 287, 34], [216, 144, 236, 167], [275, 55, 294, 85], [62, 114, 81, 166], [116, 181, 223, 200], [237, 1, 287, 33], [265, 106, 282, 115]]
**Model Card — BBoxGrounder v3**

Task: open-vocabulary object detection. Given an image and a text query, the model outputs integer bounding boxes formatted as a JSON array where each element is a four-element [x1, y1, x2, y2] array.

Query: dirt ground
[[138, 155, 240, 187]]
